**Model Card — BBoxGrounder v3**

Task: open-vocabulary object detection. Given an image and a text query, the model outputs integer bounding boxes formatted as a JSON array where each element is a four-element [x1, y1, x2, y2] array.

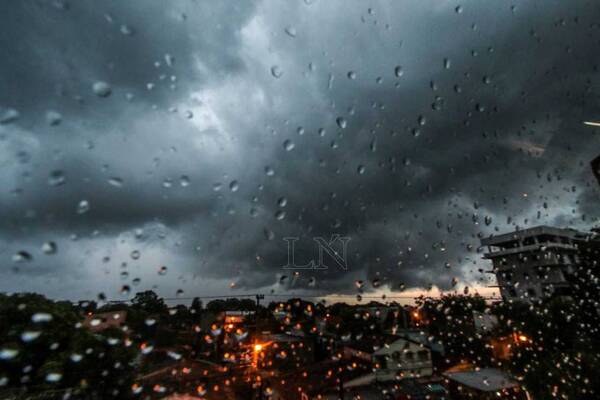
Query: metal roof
[[444, 368, 518, 392]]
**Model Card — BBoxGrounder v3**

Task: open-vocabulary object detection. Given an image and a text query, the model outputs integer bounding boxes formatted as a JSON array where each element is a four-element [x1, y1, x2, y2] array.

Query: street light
[[517, 334, 529, 343]]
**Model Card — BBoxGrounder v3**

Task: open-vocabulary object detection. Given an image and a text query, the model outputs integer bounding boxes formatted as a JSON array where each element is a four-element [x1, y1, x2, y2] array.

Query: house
[[372, 336, 433, 381], [394, 329, 446, 372], [343, 334, 433, 387]]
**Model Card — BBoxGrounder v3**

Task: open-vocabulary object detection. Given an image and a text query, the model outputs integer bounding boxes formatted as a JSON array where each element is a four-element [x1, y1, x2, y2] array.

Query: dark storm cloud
[[1, 0, 600, 300]]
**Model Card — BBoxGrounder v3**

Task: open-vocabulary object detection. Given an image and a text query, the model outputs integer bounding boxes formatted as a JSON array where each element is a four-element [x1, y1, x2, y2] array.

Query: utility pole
[[255, 294, 265, 333], [255, 294, 264, 308]]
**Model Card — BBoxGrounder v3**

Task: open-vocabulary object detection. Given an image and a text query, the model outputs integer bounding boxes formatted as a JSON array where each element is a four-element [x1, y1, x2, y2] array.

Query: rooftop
[[480, 225, 586, 246], [444, 368, 518, 392]]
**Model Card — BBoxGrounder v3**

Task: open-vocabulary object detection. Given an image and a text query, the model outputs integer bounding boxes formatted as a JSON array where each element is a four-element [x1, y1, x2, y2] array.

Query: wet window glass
[[1, 1, 599, 399]]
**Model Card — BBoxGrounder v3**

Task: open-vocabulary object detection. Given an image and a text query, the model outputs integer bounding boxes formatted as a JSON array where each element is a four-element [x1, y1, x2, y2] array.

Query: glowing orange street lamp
[[513, 333, 531, 344], [518, 334, 529, 342]]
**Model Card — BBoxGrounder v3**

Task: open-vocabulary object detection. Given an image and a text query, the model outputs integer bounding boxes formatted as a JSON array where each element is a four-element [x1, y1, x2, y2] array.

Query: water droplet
[[48, 170, 66, 186], [455, 5, 463, 14], [277, 197, 288, 207], [347, 71, 356, 80], [120, 24, 134, 36], [164, 53, 175, 67], [283, 139, 295, 151], [229, 180, 239, 192], [42, 242, 57, 255], [336, 117, 347, 129], [77, 200, 90, 215], [0, 349, 18, 360], [13, 251, 32, 263], [264, 228, 275, 240], [108, 177, 124, 187], [130, 250, 140, 260], [21, 331, 41, 342], [394, 66, 404, 78], [92, 81, 112, 97], [158, 265, 168, 275], [264, 166, 275, 176], [180, 175, 190, 187], [275, 210, 286, 220], [270, 65, 283, 78], [284, 26, 297, 37], [46, 110, 62, 126], [32, 313, 53, 323], [0, 107, 20, 124], [357, 165, 366, 175], [443, 58, 451, 69]]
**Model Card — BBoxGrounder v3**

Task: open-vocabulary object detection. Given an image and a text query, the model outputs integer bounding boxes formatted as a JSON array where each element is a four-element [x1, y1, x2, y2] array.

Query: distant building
[[481, 226, 588, 302], [223, 310, 254, 325], [83, 310, 127, 332]]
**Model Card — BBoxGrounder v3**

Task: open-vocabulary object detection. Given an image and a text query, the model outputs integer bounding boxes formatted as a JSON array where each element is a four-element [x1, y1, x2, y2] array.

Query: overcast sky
[[1, 0, 600, 302]]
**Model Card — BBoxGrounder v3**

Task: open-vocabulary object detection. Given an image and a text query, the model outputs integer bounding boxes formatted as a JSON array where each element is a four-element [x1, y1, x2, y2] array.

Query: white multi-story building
[[481, 226, 588, 302]]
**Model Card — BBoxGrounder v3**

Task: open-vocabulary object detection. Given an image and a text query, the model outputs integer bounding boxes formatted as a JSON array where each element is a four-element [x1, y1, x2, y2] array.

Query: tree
[[416, 294, 489, 367], [0, 293, 136, 398], [492, 298, 600, 399], [131, 290, 168, 315]]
